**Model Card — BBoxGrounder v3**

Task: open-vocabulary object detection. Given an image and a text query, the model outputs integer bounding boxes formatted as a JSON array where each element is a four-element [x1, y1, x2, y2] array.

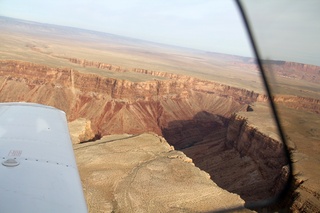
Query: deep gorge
[[0, 60, 289, 204]]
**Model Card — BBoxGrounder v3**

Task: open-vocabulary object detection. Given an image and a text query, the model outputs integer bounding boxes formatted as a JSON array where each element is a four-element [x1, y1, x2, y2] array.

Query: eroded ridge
[[0, 60, 290, 206]]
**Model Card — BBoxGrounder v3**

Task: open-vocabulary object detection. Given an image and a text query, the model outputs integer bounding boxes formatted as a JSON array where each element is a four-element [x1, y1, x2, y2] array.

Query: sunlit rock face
[[0, 60, 266, 136], [74, 133, 246, 212], [68, 118, 96, 144], [0, 60, 292, 207]]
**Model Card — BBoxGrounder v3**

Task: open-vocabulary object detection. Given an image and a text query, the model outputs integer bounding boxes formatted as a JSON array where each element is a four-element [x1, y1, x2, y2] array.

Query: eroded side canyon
[[0, 60, 292, 206]]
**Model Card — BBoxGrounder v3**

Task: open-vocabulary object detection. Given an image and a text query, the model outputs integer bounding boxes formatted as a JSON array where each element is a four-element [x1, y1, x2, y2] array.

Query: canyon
[[0, 60, 291, 210], [1, 16, 320, 212], [1, 57, 320, 211], [73, 133, 247, 212]]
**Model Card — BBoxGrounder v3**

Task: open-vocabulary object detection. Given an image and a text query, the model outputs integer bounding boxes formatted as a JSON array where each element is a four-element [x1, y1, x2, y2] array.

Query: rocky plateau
[[0, 59, 303, 211], [1, 15, 320, 213]]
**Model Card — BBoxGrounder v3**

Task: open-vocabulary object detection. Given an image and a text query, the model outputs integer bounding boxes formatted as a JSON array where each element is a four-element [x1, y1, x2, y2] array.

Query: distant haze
[[243, 0, 320, 66], [0, 0, 252, 57], [0, 0, 319, 66]]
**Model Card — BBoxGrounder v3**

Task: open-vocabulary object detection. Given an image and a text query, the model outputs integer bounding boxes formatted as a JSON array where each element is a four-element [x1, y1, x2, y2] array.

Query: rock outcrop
[[263, 61, 320, 83], [168, 114, 289, 205], [68, 118, 96, 144], [233, 59, 320, 84], [273, 95, 320, 114], [226, 115, 288, 200], [0, 59, 294, 208], [1, 16, 319, 211], [0, 60, 268, 137], [74, 133, 247, 212]]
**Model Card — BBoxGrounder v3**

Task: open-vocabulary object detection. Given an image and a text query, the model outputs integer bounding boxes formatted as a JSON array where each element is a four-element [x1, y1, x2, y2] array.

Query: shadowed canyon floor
[[0, 60, 289, 211], [1, 16, 320, 212]]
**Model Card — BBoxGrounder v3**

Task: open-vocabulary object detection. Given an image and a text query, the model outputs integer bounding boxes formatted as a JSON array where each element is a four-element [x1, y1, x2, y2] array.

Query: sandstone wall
[[0, 60, 293, 207], [265, 61, 320, 83], [226, 115, 289, 196], [226, 115, 287, 166], [0, 60, 264, 136], [233, 59, 320, 83], [273, 95, 320, 114], [179, 114, 289, 204]]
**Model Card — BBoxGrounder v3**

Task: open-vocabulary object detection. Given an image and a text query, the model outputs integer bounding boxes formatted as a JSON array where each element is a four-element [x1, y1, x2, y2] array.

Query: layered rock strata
[[233, 59, 320, 83], [0, 60, 268, 136], [167, 114, 288, 204], [0, 60, 293, 206]]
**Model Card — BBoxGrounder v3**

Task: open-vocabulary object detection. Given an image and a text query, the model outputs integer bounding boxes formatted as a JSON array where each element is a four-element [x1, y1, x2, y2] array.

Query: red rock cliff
[[265, 61, 320, 83], [0, 60, 266, 136], [179, 113, 289, 203], [0, 60, 292, 206]]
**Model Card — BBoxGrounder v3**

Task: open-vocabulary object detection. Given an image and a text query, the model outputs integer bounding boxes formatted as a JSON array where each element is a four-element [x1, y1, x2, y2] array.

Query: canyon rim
[[1, 16, 320, 212]]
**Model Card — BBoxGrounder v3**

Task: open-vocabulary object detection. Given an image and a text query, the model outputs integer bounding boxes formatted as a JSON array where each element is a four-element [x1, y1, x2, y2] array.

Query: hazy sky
[[0, 0, 253, 57], [0, 0, 319, 65], [243, 0, 320, 66]]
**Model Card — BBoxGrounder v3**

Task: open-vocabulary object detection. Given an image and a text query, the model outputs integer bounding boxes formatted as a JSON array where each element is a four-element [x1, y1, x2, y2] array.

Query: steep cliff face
[[0, 60, 291, 206], [273, 95, 320, 114], [226, 115, 289, 199], [176, 114, 289, 204], [74, 133, 247, 212], [233, 59, 320, 84], [265, 61, 320, 83], [66, 57, 270, 101], [231, 59, 320, 86], [0, 60, 264, 136]]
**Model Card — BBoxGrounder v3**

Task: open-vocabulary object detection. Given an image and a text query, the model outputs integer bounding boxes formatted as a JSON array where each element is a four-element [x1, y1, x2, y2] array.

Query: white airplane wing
[[0, 102, 87, 213]]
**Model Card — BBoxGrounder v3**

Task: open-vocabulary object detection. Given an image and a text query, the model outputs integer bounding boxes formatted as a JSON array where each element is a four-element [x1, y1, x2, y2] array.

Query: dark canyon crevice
[[163, 112, 289, 204], [0, 60, 291, 204]]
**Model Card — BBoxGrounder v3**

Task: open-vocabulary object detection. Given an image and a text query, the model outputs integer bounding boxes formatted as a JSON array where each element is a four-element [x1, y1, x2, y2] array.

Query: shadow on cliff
[[161, 111, 288, 207], [75, 134, 140, 150], [162, 111, 228, 150]]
